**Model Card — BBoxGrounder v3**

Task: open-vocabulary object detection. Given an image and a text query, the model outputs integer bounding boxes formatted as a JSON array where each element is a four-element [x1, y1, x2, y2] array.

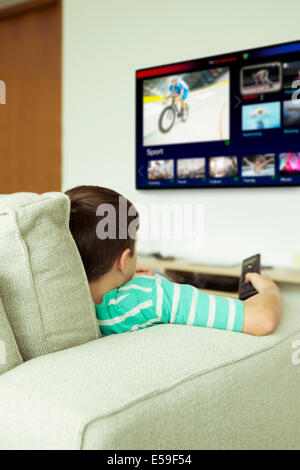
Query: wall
[[63, 0, 300, 267]]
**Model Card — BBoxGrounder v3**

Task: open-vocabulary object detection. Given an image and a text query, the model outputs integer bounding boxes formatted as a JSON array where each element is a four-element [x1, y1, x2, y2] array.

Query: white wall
[[63, 0, 300, 267]]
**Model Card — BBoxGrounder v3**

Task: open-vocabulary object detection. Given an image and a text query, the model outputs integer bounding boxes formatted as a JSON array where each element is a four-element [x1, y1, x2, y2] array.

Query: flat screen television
[[136, 40, 300, 189]]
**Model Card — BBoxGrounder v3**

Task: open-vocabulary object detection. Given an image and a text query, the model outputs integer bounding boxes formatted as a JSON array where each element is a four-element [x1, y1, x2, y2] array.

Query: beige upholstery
[[0, 191, 299, 450], [0, 294, 299, 450], [0, 297, 23, 375], [0, 192, 100, 361]]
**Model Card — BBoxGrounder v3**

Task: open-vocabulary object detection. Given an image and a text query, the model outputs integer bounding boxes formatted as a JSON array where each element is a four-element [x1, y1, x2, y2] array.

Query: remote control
[[239, 254, 261, 301]]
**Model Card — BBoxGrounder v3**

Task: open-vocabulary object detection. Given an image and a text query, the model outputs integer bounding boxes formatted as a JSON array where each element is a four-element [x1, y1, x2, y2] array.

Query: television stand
[[138, 256, 300, 298]]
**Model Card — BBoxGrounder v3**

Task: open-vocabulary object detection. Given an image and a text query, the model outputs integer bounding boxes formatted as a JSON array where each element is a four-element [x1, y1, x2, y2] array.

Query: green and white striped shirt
[[95, 275, 244, 336]]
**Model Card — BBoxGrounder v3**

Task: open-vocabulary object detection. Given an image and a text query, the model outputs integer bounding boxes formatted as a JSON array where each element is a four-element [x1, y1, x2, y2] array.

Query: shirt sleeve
[[96, 276, 244, 336], [159, 278, 244, 333], [95, 276, 159, 336]]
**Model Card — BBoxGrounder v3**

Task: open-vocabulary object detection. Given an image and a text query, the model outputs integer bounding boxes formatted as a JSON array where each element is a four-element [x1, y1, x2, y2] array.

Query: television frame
[[136, 39, 300, 190]]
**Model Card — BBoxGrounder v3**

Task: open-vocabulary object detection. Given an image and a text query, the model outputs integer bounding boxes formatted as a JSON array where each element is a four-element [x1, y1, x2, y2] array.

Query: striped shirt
[[95, 275, 244, 336]]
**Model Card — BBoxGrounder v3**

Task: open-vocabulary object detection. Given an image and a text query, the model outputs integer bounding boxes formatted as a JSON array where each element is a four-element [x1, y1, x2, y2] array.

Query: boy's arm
[[162, 280, 245, 334], [97, 275, 282, 337], [162, 273, 282, 337], [242, 273, 282, 336]]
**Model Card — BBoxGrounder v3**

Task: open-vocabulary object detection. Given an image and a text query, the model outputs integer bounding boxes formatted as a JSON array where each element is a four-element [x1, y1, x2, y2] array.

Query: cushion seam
[[79, 326, 300, 449], [0, 298, 23, 369], [3, 210, 48, 357]]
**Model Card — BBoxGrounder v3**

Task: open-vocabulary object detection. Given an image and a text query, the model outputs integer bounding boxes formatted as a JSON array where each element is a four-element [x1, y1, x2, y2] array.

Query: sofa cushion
[[0, 192, 100, 361], [0, 292, 299, 450], [0, 297, 23, 375]]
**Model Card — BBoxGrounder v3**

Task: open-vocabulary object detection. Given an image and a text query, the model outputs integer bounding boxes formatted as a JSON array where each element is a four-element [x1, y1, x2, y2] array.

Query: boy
[[66, 186, 282, 337]]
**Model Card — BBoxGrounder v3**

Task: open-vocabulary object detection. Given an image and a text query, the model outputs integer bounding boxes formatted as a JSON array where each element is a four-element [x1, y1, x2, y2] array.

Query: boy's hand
[[135, 264, 155, 277], [245, 272, 280, 294]]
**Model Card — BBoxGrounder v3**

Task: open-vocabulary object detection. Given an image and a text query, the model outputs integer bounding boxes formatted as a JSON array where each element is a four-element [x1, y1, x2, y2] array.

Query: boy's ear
[[118, 248, 131, 274]]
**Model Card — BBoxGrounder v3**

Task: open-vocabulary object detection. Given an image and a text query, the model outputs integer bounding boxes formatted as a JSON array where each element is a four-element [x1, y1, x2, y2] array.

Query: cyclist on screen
[[165, 77, 189, 116]]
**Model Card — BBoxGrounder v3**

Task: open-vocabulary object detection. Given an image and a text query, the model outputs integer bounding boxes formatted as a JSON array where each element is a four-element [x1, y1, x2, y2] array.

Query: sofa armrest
[[0, 297, 299, 450]]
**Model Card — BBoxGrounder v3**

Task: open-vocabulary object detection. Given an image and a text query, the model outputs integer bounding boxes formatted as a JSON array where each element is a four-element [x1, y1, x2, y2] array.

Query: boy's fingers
[[244, 272, 263, 292], [245, 272, 259, 282], [245, 272, 272, 282], [261, 273, 272, 281]]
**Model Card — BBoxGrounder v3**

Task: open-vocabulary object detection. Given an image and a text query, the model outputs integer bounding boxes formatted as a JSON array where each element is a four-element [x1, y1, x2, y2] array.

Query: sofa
[[0, 192, 299, 450]]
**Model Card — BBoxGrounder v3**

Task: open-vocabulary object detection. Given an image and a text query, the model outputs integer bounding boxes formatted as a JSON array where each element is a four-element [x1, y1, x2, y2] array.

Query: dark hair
[[65, 186, 139, 282]]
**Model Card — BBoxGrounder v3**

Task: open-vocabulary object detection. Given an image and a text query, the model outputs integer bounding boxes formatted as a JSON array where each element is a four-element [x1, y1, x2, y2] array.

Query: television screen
[[136, 40, 300, 189]]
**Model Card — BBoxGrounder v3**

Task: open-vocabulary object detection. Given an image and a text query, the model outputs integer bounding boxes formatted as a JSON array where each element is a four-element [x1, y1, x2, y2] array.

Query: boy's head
[[65, 186, 139, 292]]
